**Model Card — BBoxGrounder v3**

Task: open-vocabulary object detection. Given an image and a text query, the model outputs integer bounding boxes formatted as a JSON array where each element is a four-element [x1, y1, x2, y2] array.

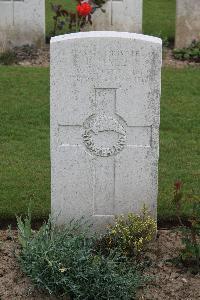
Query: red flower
[[77, 2, 92, 16], [174, 180, 182, 191]]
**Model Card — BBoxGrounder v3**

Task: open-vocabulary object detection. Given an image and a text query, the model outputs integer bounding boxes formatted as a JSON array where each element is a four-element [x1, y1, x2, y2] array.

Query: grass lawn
[[0, 66, 199, 222], [143, 0, 176, 42], [0, 67, 50, 220], [45, 0, 176, 41], [159, 68, 200, 220]]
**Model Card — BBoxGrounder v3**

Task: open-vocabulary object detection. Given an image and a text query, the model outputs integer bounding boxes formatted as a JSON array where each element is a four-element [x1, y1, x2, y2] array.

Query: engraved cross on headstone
[[111, 0, 123, 25], [58, 88, 152, 216], [0, 0, 24, 26]]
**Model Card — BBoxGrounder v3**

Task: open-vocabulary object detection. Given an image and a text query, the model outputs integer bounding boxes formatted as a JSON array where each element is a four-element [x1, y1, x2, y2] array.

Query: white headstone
[[0, 0, 45, 50], [92, 0, 143, 32], [51, 32, 162, 231], [176, 0, 200, 48]]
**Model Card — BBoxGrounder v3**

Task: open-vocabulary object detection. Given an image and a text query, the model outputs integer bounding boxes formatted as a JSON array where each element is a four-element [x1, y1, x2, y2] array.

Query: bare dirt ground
[[0, 230, 55, 300], [14, 45, 50, 67], [0, 229, 199, 300], [137, 230, 200, 300], [163, 48, 200, 68], [10, 45, 200, 68]]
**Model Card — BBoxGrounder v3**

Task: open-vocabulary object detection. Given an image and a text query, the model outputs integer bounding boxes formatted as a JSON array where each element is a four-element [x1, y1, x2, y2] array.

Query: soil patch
[[13, 45, 50, 67], [137, 230, 200, 300], [0, 230, 55, 300], [163, 48, 200, 68], [0, 230, 199, 299]]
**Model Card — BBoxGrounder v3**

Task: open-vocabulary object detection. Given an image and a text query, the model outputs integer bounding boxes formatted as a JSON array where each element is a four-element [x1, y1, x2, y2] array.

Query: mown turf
[[45, 0, 176, 41], [0, 66, 199, 221], [159, 67, 200, 220], [143, 0, 176, 41], [0, 67, 50, 220]]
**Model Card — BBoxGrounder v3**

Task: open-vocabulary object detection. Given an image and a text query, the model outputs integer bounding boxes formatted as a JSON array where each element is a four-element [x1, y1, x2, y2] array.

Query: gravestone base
[[0, 28, 44, 52], [0, 0, 45, 51], [176, 0, 200, 48]]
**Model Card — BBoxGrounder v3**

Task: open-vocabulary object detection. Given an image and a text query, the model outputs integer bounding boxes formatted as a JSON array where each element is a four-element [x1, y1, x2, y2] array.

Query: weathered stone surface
[[176, 0, 200, 48], [51, 31, 162, 231], [0, 0, 45, 50], [91, 0, 143, 32]]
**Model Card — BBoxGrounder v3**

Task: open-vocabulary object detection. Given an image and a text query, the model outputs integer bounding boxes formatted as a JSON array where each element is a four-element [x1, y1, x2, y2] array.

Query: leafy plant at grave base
[[148, 31, 170, 49], [172, 180, 200, 274], [51, 0, 107, 36], [0, 49, 17, 65], [173, 40, 200, 62], [162, 36, 170, 48], [17, 214, 144, 299], [96, 206, 156, 259]]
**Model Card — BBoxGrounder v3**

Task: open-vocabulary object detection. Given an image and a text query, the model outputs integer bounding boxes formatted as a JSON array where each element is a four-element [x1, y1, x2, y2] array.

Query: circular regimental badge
[[82, 114, 126, 157]]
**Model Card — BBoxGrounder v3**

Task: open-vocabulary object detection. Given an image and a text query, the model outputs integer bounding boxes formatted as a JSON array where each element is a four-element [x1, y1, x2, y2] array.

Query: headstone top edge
[[50, 31, 162, 45]]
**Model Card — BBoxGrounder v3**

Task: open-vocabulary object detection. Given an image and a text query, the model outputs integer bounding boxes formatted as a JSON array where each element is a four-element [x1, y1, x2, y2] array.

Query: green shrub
[[17, 215, 144, 299], [96, 207, 156, 258], [173, 40, 200, 62], [0, 50, 17, 65]]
